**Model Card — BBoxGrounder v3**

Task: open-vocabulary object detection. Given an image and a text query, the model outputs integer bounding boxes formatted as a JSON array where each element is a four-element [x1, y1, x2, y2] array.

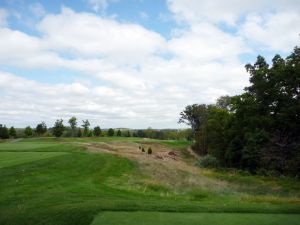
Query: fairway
[[91, 212, 300, 225], [0, 152, 68, 168], [0, 142, 60, 151]]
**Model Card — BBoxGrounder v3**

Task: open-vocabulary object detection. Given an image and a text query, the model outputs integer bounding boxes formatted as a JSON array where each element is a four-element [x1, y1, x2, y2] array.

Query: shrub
[[142, 147, 145, 152], [197, 155, 219, 168], [148, 147, 152, 154]]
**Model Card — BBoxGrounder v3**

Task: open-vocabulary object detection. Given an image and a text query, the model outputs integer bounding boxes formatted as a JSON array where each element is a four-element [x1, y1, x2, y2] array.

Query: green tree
[[68, 116, 77, 136], [24, 126, 33, 137], [125, 130, 131, 137], [0, 124, 9, 139], [36, 122, 47, 136], [137, 130, 145, 138], [116, 129, 121, 136], [52, 119, 64, 137], [216, 95, 232, 110], [81, 120, 90, 136], [179, 104, 209, 154], [93, 126, 101, 137], [107, 128, 114, 136], [178, 104, 209, 134], [9, 126, 16, 138]]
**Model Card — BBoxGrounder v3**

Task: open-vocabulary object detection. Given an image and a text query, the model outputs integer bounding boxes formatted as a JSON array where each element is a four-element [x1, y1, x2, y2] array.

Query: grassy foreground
[[0, 137, 299, 225], [92, 212, 300, 225]]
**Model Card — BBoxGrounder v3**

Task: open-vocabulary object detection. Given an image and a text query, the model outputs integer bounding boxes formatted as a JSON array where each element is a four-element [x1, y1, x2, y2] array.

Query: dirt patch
[[84, 141, 181, 163]]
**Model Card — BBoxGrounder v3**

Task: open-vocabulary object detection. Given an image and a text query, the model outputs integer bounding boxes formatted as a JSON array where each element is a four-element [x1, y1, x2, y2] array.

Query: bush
[[197, 155, 219, 168], [147, 147, 152, 154], [142, 147, 145, 152]]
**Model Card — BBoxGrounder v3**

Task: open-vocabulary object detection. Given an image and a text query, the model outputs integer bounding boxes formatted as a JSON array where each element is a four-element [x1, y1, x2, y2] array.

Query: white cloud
[[168, 23, 249, 63], [167, 0, 300, 26], [37, 8, 166, 64], [1, 2, 299, 128], [239, 12, 300, 52]]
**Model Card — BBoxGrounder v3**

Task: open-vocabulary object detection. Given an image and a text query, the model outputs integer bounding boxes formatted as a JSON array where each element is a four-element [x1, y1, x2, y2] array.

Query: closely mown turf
[[0, 152, 68, 168], [0, 138, 299, 225], [91, 212, 300, 225]]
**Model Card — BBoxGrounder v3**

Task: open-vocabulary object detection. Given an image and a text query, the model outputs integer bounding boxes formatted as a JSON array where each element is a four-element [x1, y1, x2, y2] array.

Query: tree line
[[0, 117, 191, 140], [179, 47, 300, 176]]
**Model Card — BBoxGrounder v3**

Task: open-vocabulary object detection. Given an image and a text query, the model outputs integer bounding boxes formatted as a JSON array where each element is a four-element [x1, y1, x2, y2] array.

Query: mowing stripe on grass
[[0, 152, 68, 169], [91, 212, 300, 225]]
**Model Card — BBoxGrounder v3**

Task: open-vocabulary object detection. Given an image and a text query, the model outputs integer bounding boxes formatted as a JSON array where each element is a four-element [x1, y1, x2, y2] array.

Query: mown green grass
[[0, 152, 68, 168], [0, 142, 59, 151], [0, 141, 84, 152], [91, 212, 300, 225], [0, 138, 299, 225]]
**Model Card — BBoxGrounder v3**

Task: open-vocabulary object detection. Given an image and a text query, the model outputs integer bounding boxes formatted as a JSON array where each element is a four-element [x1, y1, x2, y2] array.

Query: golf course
[[0, 137, 299, 225]]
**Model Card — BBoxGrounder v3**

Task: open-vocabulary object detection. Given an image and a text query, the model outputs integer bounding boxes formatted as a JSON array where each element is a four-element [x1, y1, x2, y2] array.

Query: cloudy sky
[[0, 0, 299, 128]]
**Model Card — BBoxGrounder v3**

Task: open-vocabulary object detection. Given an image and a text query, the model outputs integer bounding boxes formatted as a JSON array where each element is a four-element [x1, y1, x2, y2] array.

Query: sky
[[0, 0, 299, 129]]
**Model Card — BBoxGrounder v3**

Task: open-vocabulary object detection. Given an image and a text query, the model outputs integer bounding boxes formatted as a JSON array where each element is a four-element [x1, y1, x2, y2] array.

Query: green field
[[92, 212, 300, 225], [0, 152, 68, 168], [0, 137, 299, 225]]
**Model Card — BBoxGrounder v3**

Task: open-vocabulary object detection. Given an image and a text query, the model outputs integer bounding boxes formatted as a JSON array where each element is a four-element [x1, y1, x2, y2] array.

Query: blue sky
[[0, 0, 299, 128]]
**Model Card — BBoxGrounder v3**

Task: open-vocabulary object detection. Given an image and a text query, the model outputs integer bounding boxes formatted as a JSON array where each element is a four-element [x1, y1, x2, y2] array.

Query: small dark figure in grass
[[139, 146, 141, 149], [147, 147, 152, 155], [142, 147, 145, 152]]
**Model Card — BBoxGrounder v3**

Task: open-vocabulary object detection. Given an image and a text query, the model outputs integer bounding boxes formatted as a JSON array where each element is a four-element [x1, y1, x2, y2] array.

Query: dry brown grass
[[83, 141, 230, 195]]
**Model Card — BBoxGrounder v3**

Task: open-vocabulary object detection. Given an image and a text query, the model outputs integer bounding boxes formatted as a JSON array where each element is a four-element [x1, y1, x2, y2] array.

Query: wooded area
[[179, 47, 300, 176]]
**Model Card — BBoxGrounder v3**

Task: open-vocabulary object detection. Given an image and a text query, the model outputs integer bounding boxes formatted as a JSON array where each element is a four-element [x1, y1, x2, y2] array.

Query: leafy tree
[[68, 116, 77, 136], [116, 129, 121, 136], [9, 126, 16, 138], [107, 128, 114, 136], [216, 95, 232, 110], [179, 104, 209, 154], [87, 130, 93, 137], [81, 120, 90, 136], [0, 124, 9, 139], [179, 47, 300, 175], [52, 119, 64, 137], [93, 126, 101, 137], [178, 104, 209, 134], [24, 126, 33, 137], [36, 122, 47, 136]]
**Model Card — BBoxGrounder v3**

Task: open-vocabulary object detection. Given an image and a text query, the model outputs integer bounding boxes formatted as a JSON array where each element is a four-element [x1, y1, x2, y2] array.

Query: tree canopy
[[179, 46, 300, 175]]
